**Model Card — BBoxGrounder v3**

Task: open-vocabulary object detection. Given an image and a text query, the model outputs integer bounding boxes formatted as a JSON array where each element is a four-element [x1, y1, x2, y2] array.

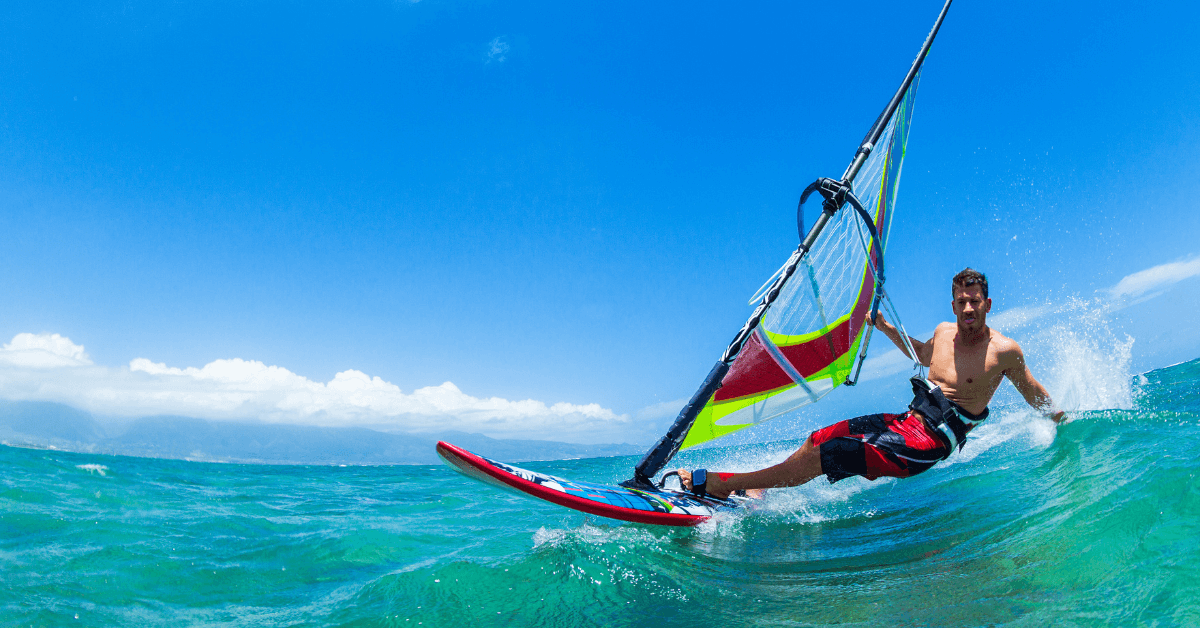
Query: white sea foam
[[1021, 297, 1135, 412], [531, 522, 671, 552], [531, 523, 691, 600], [691, 511, 747, 538], [936, 408, 1055, 473], [394, 557, 440, 574], [750, 478, 884, 525], [679, 442, 902, 527], [76, 464, 108, 476]]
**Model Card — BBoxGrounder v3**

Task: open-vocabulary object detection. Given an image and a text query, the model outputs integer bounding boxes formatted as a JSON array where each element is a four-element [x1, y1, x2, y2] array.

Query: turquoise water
[[3, 358, 1199, 627]]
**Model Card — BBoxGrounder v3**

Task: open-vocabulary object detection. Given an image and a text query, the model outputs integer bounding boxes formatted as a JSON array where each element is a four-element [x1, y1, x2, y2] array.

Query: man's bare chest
[[928, 333, 1005, 401]]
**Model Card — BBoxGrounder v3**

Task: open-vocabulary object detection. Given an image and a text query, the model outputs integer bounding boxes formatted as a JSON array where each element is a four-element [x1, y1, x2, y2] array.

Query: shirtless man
[[680, 268, 1066, 500]]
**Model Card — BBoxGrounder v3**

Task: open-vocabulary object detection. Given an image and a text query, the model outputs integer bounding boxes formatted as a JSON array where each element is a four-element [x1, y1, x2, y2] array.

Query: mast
[[623, 0, 954, 489], [842, 0, 954, 186]]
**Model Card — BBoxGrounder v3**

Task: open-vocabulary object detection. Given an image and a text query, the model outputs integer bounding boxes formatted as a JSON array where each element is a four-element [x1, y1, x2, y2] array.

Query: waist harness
[[909, 376, 988, 456]]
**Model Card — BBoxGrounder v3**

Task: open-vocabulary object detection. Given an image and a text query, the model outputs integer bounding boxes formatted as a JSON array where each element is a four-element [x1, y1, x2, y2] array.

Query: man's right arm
[[1002, 342, 1067, 424], [869, 313, 933, 367]]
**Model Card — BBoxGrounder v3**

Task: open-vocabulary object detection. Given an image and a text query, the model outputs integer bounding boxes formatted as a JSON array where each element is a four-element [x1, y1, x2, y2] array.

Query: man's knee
[[789, 435, 824, 474], [790, 435, 816, 460]]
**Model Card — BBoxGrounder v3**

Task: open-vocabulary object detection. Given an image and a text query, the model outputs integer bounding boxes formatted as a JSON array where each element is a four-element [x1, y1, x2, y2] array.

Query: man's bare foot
[[676, 469, 764, 500]]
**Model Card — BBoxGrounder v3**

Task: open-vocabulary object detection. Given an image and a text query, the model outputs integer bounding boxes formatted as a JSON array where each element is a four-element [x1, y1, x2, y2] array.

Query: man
[[680, 268, 1066, 500]]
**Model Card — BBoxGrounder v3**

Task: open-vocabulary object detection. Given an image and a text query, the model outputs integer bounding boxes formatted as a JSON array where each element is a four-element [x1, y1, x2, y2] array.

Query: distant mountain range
[[0, 399, 643, 465]]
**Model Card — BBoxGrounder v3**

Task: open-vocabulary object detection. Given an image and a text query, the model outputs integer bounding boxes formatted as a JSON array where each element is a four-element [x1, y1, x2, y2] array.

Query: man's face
[[952, 284, 991, 333]]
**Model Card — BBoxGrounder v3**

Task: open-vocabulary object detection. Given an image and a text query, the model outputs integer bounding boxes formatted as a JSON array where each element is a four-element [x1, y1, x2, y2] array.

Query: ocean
[[3, 357, 1199, 627]]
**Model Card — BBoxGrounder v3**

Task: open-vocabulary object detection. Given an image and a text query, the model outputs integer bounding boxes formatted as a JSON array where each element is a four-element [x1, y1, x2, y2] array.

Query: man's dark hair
[[952, 268, 988, 299]]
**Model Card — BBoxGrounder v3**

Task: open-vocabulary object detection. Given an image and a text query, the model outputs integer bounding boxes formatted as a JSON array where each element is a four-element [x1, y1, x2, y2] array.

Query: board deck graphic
[[436, 441, 743, 526]]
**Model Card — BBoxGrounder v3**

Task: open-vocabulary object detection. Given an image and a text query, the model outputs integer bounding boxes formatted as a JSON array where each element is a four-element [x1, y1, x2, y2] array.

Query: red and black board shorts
[[810, 412, 950, 483]]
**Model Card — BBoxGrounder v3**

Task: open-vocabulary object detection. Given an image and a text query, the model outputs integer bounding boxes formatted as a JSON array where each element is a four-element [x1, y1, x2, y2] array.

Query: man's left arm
[[1004, 344, 1066, 423]]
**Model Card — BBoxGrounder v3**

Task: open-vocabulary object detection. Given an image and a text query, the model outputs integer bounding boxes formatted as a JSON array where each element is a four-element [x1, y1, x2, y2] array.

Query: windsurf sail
[[624, 0, 953, 488]]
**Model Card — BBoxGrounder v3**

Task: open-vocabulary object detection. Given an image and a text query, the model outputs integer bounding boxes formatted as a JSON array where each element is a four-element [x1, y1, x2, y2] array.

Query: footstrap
[[690, 469, 708, 498], [657, 469, 708, 497]]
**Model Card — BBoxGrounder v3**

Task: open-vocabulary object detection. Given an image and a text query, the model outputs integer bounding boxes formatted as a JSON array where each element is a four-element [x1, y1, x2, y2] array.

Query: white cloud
[[634, 398, 688, 423], [0, 333, 93, 368], [858, 345, 924, 382], [987, 303, 1056, 332], [1108, 256, 1200, 300], [485, 36, 509, 64], [0, 335, 632, 443]]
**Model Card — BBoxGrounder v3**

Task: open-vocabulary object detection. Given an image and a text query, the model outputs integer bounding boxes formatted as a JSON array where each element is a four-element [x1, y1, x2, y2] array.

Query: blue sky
[[0, 0, 1197, 444]]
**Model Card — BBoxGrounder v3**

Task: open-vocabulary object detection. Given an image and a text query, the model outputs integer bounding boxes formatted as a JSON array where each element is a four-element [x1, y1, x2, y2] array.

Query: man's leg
[[679, 435, 824, 500]]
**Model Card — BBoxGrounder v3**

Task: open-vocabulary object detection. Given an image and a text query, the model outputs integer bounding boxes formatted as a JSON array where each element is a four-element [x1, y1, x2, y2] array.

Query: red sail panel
[[714, 253, 878, 403]]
